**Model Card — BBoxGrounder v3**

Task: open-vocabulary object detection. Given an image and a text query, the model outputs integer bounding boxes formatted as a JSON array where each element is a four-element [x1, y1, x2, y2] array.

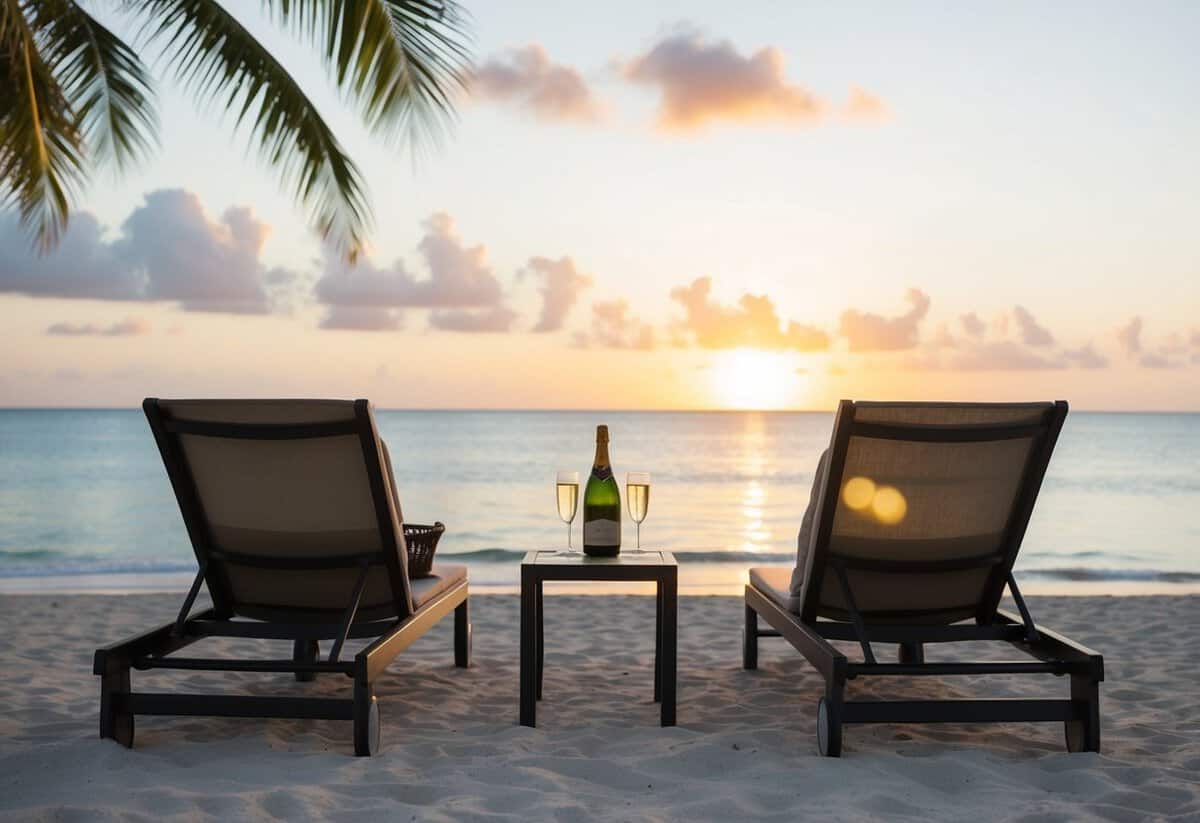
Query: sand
[[0, 591, 1197, 821]]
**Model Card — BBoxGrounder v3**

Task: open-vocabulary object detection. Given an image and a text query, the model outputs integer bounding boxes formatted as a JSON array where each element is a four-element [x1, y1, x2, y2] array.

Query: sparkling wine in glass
[[556, 471, 580, 552], [626, 472, 650, 550]]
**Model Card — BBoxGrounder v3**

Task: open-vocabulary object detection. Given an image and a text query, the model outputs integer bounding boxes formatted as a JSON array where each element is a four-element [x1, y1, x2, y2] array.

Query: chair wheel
[[354, 696, 381, 756], [816, 697, 842, 757], [1065, 720, 1088, 753]]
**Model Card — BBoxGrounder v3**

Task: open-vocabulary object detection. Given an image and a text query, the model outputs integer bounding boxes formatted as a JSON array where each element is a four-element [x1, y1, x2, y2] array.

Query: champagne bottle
[[582, 424, 621, 557]]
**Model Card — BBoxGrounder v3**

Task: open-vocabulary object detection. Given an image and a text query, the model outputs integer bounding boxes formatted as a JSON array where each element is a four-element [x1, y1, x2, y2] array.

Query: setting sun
[[709, 348, 803, 410]]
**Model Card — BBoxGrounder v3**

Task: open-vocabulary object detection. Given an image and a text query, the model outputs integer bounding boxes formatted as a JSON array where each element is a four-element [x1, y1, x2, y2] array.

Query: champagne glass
[[626, 472, 650, 550], [556, 471, 580, 552]]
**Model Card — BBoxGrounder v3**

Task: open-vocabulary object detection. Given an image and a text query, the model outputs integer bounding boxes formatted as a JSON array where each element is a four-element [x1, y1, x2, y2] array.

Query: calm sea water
[[1, 410, 1197, 594]]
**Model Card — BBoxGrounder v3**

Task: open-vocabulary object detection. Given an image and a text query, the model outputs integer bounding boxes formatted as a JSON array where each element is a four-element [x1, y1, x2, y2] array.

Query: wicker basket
[[403, 522, 445, 578]]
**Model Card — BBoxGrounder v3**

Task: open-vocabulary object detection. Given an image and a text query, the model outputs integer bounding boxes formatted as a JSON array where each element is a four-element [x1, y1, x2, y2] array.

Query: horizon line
[[1, 405, 1198, 414]]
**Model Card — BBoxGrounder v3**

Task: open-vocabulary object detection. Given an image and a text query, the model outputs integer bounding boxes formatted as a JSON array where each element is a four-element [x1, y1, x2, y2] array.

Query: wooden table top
[[521, 550, 676, 567]]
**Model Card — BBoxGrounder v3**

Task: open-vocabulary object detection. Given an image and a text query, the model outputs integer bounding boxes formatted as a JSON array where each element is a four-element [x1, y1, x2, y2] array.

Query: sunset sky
[[1, 1, 1198, 410]]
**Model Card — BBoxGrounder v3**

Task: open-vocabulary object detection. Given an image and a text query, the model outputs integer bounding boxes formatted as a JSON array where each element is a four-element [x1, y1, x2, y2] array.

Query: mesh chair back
[[144, 398, 413, 622], [798, 401, 1067, 625]]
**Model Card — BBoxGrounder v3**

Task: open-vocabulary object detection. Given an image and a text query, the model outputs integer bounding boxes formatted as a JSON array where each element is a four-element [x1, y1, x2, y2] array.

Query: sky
[[1, 0, 1198, 410]]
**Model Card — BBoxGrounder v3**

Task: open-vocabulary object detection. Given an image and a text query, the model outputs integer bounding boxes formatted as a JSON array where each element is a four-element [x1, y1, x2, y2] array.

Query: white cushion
[[749, 567, 803, 614]]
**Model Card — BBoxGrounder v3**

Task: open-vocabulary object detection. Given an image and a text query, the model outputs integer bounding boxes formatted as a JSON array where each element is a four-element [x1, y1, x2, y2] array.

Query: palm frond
[[0, 0, 88, 251], [267, 0, 471, 147], [137, 0, 371, 258], [33, 0, 158, 172]]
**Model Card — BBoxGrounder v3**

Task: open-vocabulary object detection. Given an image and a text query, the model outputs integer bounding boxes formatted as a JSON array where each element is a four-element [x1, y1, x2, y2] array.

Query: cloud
[[0, 190, 290, 313], [314, 212, 511, 330], [1138, 352, 1178, 369], [670, 276, 829, 350], [1116, 316, 1142, 355], [948, 342, 1065, 370], [838, 288, 930, 352], [845, 86, 890, 121], [1013, 305, 1055, 347], [46, 318, 151, 337], [429, 306, 518, 333], [622, 30, 824, 130], [1062, 343, 1109, 369], [472, 45, 603, 122], [314, 261, 420, 308], [126, 192, 278, 313], [523, 256, 592, 332], [319, 306, 403, 331], [930, 322, 957, 348], [960, 312, 986, 339], [0, 212, 142, 299], [576, 300, 656, 350], [412, 213, 504, 307], [1110, 320, 1196, 368]]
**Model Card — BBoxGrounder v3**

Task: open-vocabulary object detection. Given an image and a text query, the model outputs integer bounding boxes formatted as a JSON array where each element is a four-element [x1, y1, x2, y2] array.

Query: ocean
[[1, 409, 1197, 595]]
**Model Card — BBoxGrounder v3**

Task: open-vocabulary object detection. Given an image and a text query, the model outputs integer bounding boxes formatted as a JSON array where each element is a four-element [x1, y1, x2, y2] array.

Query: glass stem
[[636, 521, 641, 549], [568, 523, 572, 551]]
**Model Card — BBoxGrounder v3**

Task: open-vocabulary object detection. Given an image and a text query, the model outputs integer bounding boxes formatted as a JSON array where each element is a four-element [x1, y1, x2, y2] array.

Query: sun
[[709, 348, 802, 410]]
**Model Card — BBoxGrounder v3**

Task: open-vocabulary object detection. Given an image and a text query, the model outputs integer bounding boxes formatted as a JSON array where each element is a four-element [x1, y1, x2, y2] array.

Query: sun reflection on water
[[738, 414, 773, 551]]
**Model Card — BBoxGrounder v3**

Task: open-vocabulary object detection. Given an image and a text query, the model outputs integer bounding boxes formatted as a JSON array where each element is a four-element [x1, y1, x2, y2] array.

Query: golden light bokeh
[[871, 485, 908, 525], [841, 476, 876, 510], [842, 476, 909, 525]]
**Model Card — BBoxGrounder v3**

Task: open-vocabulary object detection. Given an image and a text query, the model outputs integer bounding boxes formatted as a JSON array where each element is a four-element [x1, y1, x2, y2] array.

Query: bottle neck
[[593, 438, 610, 469]]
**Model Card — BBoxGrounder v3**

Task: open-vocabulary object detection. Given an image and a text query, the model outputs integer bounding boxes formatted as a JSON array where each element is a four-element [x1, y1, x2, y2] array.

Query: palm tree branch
[[0, 0, 87, 251], [31, 0, 158, 172], [266, 0, 471, 146], [136, 0, 371, 258]]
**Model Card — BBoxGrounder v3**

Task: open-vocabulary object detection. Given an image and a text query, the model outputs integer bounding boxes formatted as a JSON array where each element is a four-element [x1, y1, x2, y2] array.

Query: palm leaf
[[137, 0, 371, 258], [267, 0, 471, 147], [0, 0, 88, 251], [33, 0, 158, 172]]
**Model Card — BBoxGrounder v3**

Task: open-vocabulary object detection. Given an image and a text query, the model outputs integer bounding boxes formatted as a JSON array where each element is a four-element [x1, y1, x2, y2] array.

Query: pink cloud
[[622, 31, 824, 130], [472, 45, 603, 123], [670, 276, 829, 350], [838, 288, 930, 352]]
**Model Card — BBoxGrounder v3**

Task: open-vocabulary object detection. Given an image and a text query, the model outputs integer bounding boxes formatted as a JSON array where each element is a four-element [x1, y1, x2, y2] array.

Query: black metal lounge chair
[[94, 399, 470, 756], [743, 400, 1103, 756]]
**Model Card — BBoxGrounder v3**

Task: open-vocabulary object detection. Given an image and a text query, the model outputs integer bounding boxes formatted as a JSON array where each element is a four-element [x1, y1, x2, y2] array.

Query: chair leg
[[1066, 674, 1101, 752], [743, 602, 759, 670], [293, 639, 319, 682], [898, 641, 924, 665], [99, 660, 134, 748], [454, 599, 471, 668]]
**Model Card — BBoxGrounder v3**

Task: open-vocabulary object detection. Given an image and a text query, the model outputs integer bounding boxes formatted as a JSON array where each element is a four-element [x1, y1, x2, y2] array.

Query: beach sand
[[0, 591, 1196, 821]]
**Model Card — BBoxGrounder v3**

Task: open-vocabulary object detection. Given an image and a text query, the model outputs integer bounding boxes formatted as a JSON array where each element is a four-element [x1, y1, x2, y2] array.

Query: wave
[[439, 548, 797, 564], [1020, 567, 1200, 583], [0, 553, 195, 578], [2, 547, 1196, 585]]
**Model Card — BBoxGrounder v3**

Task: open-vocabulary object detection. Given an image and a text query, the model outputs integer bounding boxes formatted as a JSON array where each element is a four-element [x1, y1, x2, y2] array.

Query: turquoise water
[[1, 409, 1198, 593]]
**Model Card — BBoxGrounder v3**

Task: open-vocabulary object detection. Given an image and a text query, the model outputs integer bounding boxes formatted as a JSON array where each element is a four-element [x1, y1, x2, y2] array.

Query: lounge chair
[[94, 399, 470, 756], [743, 400, 1103, 756]]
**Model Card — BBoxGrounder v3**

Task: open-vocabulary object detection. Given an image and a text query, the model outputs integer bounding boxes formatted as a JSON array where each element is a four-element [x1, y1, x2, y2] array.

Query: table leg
[[654, 583, 663, 703], [661, 570, 677, 727], [520, 567, 536, 727], [536, 580, 544, 701]]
